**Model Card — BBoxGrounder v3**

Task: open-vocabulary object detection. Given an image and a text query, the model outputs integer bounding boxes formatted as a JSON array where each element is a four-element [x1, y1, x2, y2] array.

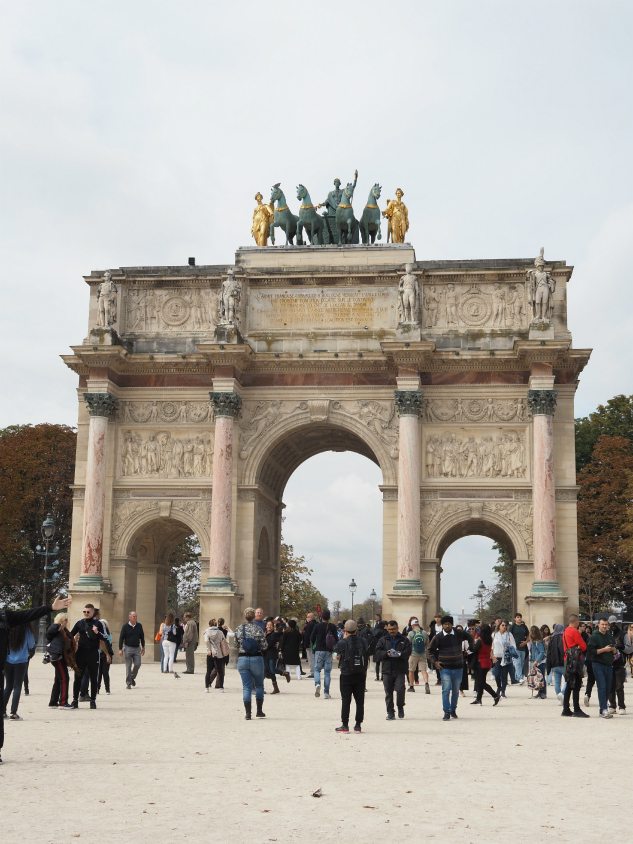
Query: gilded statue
[[251, 192, 274, 246], [526, 247, 556, 322], [382, 188, 409, 243]]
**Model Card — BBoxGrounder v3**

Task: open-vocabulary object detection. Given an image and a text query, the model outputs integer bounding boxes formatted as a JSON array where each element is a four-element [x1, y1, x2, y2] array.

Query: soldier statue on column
[[526, 247, 556, 322]]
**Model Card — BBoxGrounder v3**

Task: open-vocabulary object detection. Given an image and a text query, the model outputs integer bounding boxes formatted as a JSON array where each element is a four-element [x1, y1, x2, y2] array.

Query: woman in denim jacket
[[529, 625, 547, 699]]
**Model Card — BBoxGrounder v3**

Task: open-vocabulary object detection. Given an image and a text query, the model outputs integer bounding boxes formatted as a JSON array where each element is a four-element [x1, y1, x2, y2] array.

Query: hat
[[441, 615, 454, 625], [411, 619, 420, 627], [344, 620, 357, 633], [608, 615, 618, 623]]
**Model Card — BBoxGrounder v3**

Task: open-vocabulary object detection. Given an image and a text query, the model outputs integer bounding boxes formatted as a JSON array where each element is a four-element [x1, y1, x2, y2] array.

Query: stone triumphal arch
[[63, 242, 590, 656]]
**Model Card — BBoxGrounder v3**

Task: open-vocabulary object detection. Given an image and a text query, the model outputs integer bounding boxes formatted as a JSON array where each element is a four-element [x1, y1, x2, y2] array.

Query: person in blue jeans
[[234, 608, 267, 720], [528, 626, 547, 699], [310, 609, 338, 700], [546, 623, 566, 702], [3, 624, 35, 720], [587, 616, 617, 719], [428, 615, 474, 721]]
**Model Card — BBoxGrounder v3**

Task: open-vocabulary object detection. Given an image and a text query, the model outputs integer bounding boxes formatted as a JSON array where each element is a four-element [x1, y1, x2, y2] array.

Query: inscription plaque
[[248, 287, 396, 331]]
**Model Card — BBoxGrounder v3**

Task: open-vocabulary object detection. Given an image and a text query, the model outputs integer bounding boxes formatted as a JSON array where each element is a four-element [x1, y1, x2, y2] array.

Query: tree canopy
[[167, 534, 201, 618], [0, 424, 76, 607], [575, 394, 633, 472]]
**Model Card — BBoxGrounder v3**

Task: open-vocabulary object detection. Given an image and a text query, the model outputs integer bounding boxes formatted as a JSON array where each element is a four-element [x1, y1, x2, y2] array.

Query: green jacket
[[587, 630, 616, 666]]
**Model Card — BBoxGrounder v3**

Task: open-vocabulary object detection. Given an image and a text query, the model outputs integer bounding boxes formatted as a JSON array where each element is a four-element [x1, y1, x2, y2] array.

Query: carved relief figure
[[398, 263, 419, 324], [239, 401, 283, 458], [423, 285, 439, 328], [425, 430, 527, 479], [120, 430, 213, 479], [491, 283, 505, 328], [526, 247, 556, 322], [219, 268, 242, 326], [445, 283, 458, 328], [97, 270, 118, 327]]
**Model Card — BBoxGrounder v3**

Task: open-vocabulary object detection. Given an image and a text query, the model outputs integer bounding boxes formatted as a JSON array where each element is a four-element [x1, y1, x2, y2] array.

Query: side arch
[[425, 507, 530, 563], [114, 503, 210, 560]]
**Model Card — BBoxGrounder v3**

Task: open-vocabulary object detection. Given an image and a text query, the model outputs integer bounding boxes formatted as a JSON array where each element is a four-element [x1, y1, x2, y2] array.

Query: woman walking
[[203, 619, 227, 693], [235, 607, 266, 720], [161, 613, 179, 675], [97, 618, 114, 695], [547, 623, 566, 704], [46, 613, 76, 709], [281, 619, 303, 680], [492, 620, 516, 699], [264, 620, 287, 693], [528, 625, 547, 699], [471, 624, 499, 705], [3, 624, 35, 720]]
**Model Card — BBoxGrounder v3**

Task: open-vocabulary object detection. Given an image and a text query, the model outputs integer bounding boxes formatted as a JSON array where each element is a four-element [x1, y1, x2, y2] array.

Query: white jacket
[[204, 626, 225, 658], [492, 631, 517, 666]]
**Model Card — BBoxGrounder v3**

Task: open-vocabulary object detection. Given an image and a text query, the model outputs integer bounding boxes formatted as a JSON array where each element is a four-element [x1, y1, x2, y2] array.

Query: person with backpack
[[333, 620, 368, 733], [527, 625, 547, 699], [407, 619, 430, 694], [546, 623, 566, 704], [310, 609, 338, 699], [234, 607, 267, 720], [355, 617, 373, 644], [375, 620, 412, 720], [370, 620, 387, 682], [561, 614, 589, 718]]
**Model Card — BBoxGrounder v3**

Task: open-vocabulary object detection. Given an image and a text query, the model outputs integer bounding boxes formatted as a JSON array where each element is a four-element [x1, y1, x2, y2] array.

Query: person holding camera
[[70, 603, 110, 709], [374, 620, 412, 720]]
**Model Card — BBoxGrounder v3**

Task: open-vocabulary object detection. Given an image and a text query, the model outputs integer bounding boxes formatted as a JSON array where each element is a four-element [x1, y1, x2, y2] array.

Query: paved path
[[2, 661, 629, 843]]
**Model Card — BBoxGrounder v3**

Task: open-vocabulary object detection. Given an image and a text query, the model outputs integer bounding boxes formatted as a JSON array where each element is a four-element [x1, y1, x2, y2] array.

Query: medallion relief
[[422, 282, 528, 331], [119, 401, 213, 424], [120, 430, 214, 478], [123, 288, 218, 334], [424, 429, 527, 480], [422, 397, 530, 423]]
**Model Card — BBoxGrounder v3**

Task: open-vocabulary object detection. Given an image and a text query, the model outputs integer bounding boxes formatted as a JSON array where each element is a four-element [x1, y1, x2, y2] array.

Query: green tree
[[577, 436, 633, 615], [338, 595, 383, 622], [478, 542, 513, 622], [0, 424, 76, 607], [575, 394, 633, 472], [279, 540, 328, 620], [166, 535, 201, 618]]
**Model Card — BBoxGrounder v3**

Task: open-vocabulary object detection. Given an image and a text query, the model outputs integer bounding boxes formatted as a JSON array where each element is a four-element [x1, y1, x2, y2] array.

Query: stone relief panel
[[111, 499, 211, 555], [423, 429, 527, 480], [422, 397, 530, 423], [123, 288, 218, 334], [119, 401, 214, 424], [420, 500, 533, 559], [422, 282, 529, 332], [111, 500, 159, 549], [332, 400, 399, 458], [120, 430, 214, 478], [239, 401, 287, 459]]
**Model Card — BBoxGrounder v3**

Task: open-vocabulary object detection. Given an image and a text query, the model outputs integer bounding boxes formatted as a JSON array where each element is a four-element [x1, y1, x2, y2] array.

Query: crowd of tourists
[[2, 594, 633, 763]]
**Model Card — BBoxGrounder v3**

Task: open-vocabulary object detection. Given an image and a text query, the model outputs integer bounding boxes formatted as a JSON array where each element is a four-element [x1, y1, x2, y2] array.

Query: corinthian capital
[[209, 392, 242, 418], [83, 392, 119, 418], [527, 389, 558, 417], [394, 390, 424, 417]]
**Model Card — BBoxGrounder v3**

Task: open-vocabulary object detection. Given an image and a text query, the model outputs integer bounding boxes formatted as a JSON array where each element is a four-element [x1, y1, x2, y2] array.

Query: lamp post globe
[[349, 578, 357, 620], [41, 513, 56, 541], [370, 588, 377, 622], [37, 513, 57, 652], [477, 580, 486, 621]]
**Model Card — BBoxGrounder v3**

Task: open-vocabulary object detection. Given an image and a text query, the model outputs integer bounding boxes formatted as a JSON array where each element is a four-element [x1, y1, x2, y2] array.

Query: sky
[[1, 1, 632, 611]]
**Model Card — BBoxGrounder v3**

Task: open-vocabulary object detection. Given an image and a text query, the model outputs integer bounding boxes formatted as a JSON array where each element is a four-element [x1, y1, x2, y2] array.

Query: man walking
[[509, 612, 529, 684], [334, 620, 368, 733], [375, 620, 411, 720], [561, 614, 589, 718], [70, 603, 110, 709], [407, 619, 430, 694], [429, 615, 473, 721], [310, 609, 338, 699], [182, 612, 198, 674], [118, 611, 145, 689], [303, 612, 318, 679], [587, 616, 617, 719], [253, 608, 266, 632]]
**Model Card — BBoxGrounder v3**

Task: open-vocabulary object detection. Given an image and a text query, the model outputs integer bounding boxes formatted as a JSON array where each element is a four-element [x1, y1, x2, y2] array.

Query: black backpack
[[342, 636, 366, 674]]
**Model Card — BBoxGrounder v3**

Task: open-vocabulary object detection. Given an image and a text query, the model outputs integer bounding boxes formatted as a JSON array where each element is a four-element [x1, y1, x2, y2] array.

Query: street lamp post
[[349, 578, 357, 621], [370, 588, 377, 622], [477, 580, 486, 623], [36, 513, 58, 653]]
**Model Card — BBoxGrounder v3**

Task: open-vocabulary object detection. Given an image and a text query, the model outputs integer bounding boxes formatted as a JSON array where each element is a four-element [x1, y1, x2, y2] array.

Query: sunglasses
[[83, 610, 92, 614]]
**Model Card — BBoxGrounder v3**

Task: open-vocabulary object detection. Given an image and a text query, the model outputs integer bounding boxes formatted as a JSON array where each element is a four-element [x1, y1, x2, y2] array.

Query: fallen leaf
[[262, 810, 271, 813], [99, 800, 105, 804], [516, 743, 522, 746], [406, 790, 412, 793], [312, 788, 322, 798], [363, 806, 376, 809]]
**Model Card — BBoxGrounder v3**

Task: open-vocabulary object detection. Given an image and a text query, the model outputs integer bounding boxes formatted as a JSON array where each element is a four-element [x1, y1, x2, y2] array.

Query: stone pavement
[[2, 661, 629, 843]]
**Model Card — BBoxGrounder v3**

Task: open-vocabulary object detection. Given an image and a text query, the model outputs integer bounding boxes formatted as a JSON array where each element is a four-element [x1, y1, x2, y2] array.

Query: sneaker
[[9, 714, 23, 721], [600, 710, 613, 719], [397, 706, 405, 719], [470, 700, 482, 706], [435, 680, 441, 686], [450, 710, 458, 719], [354, 724, 362, 733], [493, 694, 501, 707], [105, 691, 111, 695], [131, 680, 136, 687], [307, 674, 314, 679], [556, 692, 564, 703], [519, 679, 525, 685], [205, 688, 210, 693], [126, 684, 132, 690], [71, 701, 78, 709], [442, 712, 451, 721], [60, 704, 75, 710], [386, 713, 396, 720], [335, 725, 349, 733], [216, 688, 225, 693], [315, 685, 321, 698], [561, 709, 573, 717], [608, 707, 616, 714], [573, 710, 590, 718], [425, 684, 430, 694], [408, 686, 415, 693], [618, 708, 626, 715], [584, 695, 590, 707], [324, 693, 331, 700], [48, 704, 59, 709], [90, 701, 97, 710]]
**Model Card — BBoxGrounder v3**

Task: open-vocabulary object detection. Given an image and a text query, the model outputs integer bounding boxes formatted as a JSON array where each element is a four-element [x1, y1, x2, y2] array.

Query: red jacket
[[476, 641, 492, 669], [562, 626, 586, 658]]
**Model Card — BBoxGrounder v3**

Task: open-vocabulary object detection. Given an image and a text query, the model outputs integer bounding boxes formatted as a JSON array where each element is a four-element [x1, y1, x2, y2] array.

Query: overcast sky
[[2, 2, 631, 612]]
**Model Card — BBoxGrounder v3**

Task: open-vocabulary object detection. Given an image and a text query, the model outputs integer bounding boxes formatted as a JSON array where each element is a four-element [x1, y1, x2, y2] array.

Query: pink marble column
[[527, 389, 560, 591], [394, 390, 423, 587], [78, 393, 118, 585], [207, 392, 242, 588]]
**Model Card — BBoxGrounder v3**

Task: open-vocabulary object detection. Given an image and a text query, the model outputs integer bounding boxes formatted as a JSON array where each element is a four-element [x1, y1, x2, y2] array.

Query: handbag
[[220, 636, 230, 658], [526, 666, 544, 694], [154, 630, 162, 642]]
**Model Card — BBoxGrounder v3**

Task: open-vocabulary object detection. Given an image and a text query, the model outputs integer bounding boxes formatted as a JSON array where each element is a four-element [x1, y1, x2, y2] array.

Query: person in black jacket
[[303, 613, 318, 678], [0, 594, 71, 764], [429, 616, 474, 720], [118, 611, 146, 689], [374, 620, 412, 720], [46, 613, 76, 709], [333, 620, 368, 733], [428, 612, 444, 685], [70, 603, 110, 708], [370, 621, 387, 682], [546, 623, 566, 703]]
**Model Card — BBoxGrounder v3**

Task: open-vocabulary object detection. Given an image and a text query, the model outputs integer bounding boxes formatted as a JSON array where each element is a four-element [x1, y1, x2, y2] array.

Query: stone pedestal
[[525, 594, 568, 628], [74, 392, 118, 589], [88, 327, 121, 346], [214, 324, 244, 345], [386, 590, 429, 628]]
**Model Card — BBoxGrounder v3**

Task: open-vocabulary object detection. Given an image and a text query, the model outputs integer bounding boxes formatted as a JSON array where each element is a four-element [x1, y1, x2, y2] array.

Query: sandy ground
[[1, 659, 630, 844]]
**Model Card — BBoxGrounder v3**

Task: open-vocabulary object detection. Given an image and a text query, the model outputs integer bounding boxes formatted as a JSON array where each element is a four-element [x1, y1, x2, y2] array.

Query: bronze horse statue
[[335, 181, 360, 244], [270, 184, 298, 245], [296, 185, 324, 245], [359, 183, 382, 244]]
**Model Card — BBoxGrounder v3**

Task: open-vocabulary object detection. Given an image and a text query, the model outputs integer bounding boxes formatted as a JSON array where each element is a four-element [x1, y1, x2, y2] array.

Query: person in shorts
[[407, 619, 430, 694]]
